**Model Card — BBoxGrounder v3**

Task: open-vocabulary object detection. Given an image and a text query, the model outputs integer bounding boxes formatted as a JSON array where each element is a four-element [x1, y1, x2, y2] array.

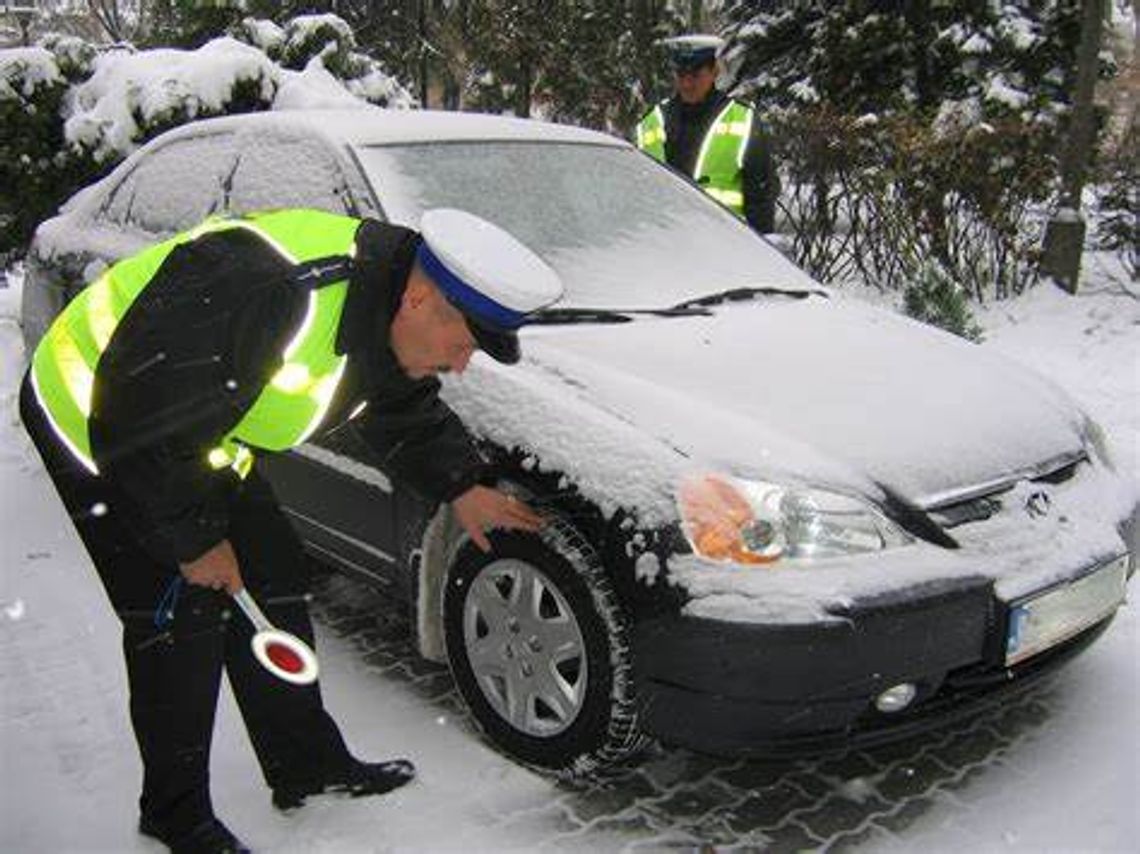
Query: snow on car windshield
[[357, 142, 817, 309]]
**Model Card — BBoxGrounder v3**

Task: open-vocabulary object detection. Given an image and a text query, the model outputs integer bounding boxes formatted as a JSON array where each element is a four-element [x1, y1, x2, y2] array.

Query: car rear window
[[358, 141, 815, 309]]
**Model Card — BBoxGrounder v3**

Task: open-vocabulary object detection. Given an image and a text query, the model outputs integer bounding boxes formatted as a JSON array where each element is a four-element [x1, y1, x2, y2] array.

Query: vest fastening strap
[[292, 256, 355, 289]]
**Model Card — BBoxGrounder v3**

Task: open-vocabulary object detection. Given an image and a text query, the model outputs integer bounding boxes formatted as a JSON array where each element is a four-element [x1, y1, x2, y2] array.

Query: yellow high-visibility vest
[[30, 208, 360, 479], [636, 99, 755, 217]]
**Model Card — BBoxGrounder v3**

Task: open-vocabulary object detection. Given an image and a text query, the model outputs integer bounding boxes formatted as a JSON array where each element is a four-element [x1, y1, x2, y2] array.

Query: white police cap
[[657, 34, 725, 69], [416, 209, 564, 364]]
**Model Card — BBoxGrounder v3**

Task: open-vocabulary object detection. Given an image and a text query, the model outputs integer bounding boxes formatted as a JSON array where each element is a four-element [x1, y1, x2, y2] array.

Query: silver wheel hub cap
[[462, 559, 587, 737]]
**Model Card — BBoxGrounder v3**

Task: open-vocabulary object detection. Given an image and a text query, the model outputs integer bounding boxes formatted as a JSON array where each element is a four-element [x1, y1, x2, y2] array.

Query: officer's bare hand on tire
[[180, 540, 244, 594], [452, 485, 543, 552]]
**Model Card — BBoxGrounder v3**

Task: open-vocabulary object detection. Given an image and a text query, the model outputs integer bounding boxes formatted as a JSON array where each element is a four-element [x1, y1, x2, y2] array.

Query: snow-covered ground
[[1, 255, 1137, 852]]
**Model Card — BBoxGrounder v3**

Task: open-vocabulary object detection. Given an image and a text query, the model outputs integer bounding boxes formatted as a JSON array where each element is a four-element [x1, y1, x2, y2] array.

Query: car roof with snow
[[150, 107, 630, 149]]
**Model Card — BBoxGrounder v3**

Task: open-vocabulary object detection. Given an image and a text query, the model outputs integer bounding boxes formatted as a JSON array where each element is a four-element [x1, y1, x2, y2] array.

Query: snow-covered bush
[[232, 15, 414, 109], [0, 44, 100, 261], [903, 263, 984, 342], [279, 14, 356, 75], [771, 107, 1051, 301], [723, 2, 1089, 123], [64, 38, 280, 163], [35, 33, 97, 82]]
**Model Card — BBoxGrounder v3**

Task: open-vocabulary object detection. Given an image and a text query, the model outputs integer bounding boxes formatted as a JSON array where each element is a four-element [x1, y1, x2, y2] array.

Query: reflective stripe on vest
[[31, 209, 360, 478], [208, 266, 352, 474], [636, 99, 755, 218], [635, 104, 667, 163], [693, 100, 754, 218]]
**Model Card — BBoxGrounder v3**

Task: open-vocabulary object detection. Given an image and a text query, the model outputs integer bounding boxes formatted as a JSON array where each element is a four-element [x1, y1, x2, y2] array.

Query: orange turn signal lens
[[678, 475, 781, 565]]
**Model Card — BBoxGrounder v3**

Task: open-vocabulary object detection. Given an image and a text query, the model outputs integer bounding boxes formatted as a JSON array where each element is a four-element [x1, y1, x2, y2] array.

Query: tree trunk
[[418, 0, 429, 107], [517, 59, 532, 118], [1041, 0, 1106, 293]]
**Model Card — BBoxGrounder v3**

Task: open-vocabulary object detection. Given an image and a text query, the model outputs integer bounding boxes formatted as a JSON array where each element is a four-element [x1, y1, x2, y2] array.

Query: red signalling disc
[[265, 640, 305, 674]]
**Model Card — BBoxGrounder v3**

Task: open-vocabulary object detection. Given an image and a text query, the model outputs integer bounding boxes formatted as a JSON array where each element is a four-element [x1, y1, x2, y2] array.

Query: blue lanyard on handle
[[154, 575, 184, 630]]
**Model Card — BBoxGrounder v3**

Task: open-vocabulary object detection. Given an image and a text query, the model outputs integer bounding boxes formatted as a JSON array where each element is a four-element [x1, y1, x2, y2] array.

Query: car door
[[225, 129, 404, 588]]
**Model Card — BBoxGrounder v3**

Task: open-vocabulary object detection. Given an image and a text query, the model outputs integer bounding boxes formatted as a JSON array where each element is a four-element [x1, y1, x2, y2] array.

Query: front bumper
[[633, 568, 1125, 756]]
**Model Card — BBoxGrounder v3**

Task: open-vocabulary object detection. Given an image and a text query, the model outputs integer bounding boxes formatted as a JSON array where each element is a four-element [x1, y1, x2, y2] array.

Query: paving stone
[[752, 821, 826, 854], [675, 813, 741, 847], [933, 756, 1022, 808], [814, 751, 882, 782], [928, 722, 1010, 768], [640, 750, 735, 791], [794, 792, 891, 840], [623, 832, 706, 851], [858, 730, 947, 766], [640, 779, 740, 825], [722, 783, 819, 835], [872, 796, 937, 835], [873, 754, 953, 801], [553, 811, 662, 846], [716, 760, 800, 792], [496, 800, 584, 844], [781, 769, 833, 800], [988, 696, 1054, 741], [562, 774, 661, 824], [823, 823, 897, 853]]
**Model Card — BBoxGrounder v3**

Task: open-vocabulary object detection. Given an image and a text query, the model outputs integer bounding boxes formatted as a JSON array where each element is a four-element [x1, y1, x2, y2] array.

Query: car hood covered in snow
[[447, 294, 1088, 516]]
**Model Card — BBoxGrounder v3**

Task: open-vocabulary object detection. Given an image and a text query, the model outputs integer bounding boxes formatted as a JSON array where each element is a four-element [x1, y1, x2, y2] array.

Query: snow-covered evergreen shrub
[[279, 14, 356, 76], [903, 263, 984, 342], [232, 17, 285, 59], [63, 38, 280, 164], [36, 33, 97, 82], [0, 45, 99, 260], [724, 2, 1086, 123], [233, 14, 414, 108]]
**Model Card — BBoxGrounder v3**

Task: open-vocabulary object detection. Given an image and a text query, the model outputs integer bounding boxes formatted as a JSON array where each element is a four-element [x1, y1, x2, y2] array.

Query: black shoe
[[272, 758, 416, 811], [139, 816, 251, 854]]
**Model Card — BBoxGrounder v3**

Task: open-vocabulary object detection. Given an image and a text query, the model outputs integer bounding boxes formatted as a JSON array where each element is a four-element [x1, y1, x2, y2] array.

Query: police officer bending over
[[636, 34, 780, 234], [21, 207, 563, 853]]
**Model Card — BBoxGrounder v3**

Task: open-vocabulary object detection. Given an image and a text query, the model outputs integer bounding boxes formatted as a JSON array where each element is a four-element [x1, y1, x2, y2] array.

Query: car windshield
[[356, 141, 817, 309]]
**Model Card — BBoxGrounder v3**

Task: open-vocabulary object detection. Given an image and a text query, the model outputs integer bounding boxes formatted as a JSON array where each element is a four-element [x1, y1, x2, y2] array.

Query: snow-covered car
[[21, 109, 1136, 774]]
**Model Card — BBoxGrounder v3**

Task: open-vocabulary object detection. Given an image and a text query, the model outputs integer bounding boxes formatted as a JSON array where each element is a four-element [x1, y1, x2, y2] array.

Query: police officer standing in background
[[636, 35, 780, 235], [21, 207, 562, 853]]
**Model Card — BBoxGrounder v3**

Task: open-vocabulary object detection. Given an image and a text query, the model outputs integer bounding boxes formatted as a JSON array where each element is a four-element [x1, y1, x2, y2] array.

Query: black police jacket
[[88, 220, 486, 565]]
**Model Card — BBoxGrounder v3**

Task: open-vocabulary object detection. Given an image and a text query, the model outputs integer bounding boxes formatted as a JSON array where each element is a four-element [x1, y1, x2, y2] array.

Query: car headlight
[[677, 473, 912, 565]]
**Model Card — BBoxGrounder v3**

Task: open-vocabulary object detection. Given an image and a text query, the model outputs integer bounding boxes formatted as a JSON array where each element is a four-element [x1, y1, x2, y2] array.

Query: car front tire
[[443, 518, 646, 776]]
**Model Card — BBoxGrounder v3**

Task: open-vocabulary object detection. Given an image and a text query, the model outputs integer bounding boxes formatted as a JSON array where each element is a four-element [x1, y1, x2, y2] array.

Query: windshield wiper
[[671, 286, 822, 310], [529, 305, 712, 325]]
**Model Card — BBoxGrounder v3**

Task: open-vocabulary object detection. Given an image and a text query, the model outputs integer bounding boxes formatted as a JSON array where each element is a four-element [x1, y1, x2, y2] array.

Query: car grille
[[927, 456, 1085, 530]]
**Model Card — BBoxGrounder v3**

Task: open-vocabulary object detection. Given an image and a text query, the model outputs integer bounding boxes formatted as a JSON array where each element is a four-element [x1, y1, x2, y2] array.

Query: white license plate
[[1006, 554, 1129, 666]]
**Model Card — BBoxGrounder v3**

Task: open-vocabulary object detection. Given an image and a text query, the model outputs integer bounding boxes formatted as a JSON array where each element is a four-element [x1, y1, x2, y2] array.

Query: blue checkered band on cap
[[416, 241, 527, 330]]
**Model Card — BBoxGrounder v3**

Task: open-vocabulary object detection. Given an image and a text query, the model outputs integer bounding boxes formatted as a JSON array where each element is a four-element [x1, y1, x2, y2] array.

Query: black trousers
[[20, 376, 353, 835]]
